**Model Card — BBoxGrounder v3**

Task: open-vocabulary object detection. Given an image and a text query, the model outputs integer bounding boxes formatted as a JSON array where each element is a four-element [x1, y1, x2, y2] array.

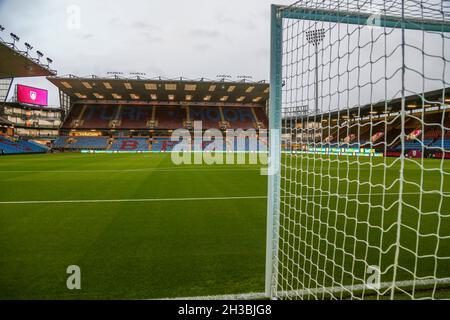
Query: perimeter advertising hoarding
[[16, 84, 48, 106]]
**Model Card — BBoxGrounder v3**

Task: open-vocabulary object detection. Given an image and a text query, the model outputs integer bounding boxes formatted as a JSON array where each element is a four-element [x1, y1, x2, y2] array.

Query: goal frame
[[265, 3, 450, 299]]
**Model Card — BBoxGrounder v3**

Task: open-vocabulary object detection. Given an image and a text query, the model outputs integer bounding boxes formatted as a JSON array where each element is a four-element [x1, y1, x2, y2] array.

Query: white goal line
[[0, 192, 447, 205], [165, 277, 450, 300]]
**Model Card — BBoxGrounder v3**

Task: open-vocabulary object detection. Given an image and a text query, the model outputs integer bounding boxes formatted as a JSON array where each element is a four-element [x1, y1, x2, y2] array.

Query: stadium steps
[[106, 138, 113, 151]]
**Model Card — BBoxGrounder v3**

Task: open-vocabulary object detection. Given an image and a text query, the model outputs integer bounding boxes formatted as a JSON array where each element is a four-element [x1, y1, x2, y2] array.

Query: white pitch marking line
[[0, 195, 268, 205], [0, 167, 263, 174], [165, 277, 450, 300], [0, 192, 448, 205]]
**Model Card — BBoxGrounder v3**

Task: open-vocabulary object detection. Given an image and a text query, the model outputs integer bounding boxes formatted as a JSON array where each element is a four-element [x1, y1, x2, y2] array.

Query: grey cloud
[[188, 28, 223, 38], [0, 0, 295, 106], [81, 33, 94, 40], [140, 31, 164, 43], [193, 43, 212, 51]]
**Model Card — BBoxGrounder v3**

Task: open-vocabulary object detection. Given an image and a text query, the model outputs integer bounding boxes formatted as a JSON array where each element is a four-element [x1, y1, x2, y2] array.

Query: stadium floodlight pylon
[[305, 28, 325, 115], [266, 0, 450, 300]]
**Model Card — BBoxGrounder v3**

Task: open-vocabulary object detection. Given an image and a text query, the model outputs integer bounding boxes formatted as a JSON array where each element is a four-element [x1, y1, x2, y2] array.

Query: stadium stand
[[0, 137, 48, 154], [60, 105, 268, 131], [109, 138, 149, 151], [120, 106, 153, 129], [80, 105, 116, 129], [189, 107, 222, 129], [222, 107, 257, 129], [53, 136, 108, 150], [48, 77, 271, 152], [151, 137, 178, 152], [155, 106, 187, 130]]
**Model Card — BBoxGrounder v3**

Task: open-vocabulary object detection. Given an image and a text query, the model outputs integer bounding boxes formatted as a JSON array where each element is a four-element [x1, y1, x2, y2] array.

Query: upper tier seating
[[61, 104, 84, 129], [81, 105, 116, 129], [120, 106, 153, 129], [154, 106, 185, 129], [61, 105, 268, 130], [189, 107, 222, 129], [222, 107, 256, 129]]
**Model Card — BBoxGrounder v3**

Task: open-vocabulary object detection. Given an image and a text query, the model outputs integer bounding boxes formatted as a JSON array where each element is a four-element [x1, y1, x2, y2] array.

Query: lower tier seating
[[0, 137, 48, 154], [53, 137, 108, 150], [109, 138, 149, 151]]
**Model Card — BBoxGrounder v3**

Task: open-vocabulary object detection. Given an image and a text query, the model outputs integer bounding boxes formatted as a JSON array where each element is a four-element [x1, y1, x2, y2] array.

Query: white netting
[[271, 0, 450, 299]]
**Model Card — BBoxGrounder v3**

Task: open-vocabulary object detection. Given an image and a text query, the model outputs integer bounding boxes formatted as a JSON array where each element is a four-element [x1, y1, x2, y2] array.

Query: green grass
[[0, 153, 267, 299], [0, 153, 449, 299], [278, 154, 450, 299]]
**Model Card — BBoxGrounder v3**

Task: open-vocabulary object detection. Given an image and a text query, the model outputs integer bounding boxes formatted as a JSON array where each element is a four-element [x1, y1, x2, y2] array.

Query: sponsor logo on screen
[[17, 84, 48, 106]]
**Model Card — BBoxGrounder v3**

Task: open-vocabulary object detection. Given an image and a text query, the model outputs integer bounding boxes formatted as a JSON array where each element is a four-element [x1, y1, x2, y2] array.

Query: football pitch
[[0, 153, 449, 299]]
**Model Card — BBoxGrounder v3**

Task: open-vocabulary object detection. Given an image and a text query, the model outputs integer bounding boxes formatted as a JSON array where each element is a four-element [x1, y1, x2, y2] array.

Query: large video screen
[[17, 84, 48, 106]]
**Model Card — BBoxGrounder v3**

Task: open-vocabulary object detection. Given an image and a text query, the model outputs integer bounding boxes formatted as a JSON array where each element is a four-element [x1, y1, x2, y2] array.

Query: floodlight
[[10, 33, 19, 43], [24, 42, 33, 53]]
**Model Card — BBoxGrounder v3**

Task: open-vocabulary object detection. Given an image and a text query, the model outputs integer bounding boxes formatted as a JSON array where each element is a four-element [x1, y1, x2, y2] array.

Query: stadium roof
[[289, 87, 450, 121], [47, 75, 270, 107], [0, 39, 56, 78]]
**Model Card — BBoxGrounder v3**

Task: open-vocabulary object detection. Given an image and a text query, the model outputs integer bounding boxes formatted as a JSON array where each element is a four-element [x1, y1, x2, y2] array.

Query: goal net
[[266, 0, 450, 299]]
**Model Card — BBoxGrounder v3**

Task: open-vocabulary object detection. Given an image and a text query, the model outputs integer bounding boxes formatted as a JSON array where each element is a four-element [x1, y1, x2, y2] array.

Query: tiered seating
[[150, 136, 267, 152], [189, 107, 221, 129], [81, 105, 116, 129], [109, 138, 149, 151], [222, 107, 256, 129], [52, 136, 70, 148], [228, 136, 266, 152], [394, 138, 434, 151], [20, 140, 49, 152], [61, 105, 269, 131], [58, 137, 108, 149], [151, 138, 178, 152], [430, 139, 450, 151], [120, 106, 153, 129], [155, 106, 185, 129], [61, 104, 85, 129], [0, 137, 47, 154], [253, 108, 268, 129]]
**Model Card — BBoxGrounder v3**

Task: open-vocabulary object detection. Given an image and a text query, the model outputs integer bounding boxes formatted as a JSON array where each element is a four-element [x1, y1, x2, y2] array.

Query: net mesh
[[273, 0, 450, 299]]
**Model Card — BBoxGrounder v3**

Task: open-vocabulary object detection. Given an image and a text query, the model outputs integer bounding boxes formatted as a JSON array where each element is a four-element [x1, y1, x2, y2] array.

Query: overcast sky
[[0, 0, 293, 106], [1, 0, 448, 111]]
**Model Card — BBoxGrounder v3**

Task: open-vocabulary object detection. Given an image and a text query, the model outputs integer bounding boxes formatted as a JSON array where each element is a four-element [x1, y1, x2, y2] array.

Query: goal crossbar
[[278, 5, 450, 33]]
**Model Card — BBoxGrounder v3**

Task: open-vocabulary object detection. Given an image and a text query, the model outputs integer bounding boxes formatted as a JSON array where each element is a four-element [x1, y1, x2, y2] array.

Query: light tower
[[305, 28, 325, 115]]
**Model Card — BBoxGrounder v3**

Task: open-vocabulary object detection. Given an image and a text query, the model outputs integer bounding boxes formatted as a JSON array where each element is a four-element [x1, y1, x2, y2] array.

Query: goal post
[[266, 1, 450, 300]]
